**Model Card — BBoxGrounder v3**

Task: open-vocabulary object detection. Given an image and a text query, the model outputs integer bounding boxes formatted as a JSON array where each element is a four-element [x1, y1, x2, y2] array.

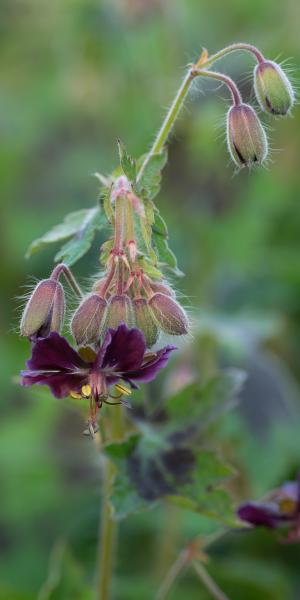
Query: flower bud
[[105, 294, 135, 330], [150, 281, 175, 297], [20, 279, 65, 338], [71, 294, 107, 346], [227, 103, 268, 168], [133, 298, 159, 347], [254, 61, 294, 116], [148, 293, 188, 336]]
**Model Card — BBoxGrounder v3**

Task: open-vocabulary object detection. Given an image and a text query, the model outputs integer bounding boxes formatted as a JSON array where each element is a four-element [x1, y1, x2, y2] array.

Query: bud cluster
[[21, 176, 189, 349]]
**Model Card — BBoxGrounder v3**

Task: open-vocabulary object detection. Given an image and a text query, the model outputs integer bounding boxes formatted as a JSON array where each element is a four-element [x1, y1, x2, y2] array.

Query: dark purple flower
[[21, 324, 176, 420], [237, 475, 300, 543]]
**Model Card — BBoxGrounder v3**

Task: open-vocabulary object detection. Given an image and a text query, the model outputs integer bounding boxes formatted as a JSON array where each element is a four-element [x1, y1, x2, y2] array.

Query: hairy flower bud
[[254, 60, 294, 116], [149, 293, 188, 336], [20, 279, 65, 338], [227, 103, 268, 168], [133, 298, 159, 347], [71, 294, 107, 346], [150, 281, 175, 297], [106, 294, 135, 330]]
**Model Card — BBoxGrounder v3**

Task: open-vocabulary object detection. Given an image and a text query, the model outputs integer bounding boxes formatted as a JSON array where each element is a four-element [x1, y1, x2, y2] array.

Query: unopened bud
[[106, 294, 135, 330], [149, 293, 188, 336], [133, 298, 159, 347], [150, 281, 175, 298], [254, 60, 294, 116], [20, 279, 65, 338], [227, 103, 268, 168], [71, 294, 107, 346]]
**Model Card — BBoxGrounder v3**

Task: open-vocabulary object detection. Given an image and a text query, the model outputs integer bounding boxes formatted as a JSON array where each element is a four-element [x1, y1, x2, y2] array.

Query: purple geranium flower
[[22, 323, 176, 423], [237, 475, 300, 543]]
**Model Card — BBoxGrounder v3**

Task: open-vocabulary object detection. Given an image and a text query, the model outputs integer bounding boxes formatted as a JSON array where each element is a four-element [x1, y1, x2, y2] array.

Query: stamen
[[70, 390, 82, 399], [82, 384, 92, 398], [115, 383, 132, 396]]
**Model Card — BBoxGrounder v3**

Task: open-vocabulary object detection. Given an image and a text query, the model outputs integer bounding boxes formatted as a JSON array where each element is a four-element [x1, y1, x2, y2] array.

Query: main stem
[[96, 405, 123, 600], [136, 69, 196, 183]]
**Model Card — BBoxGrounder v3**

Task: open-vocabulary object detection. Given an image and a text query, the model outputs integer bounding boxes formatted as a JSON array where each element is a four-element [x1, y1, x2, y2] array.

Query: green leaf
[[118, 139, 136, 183], [167, 451, 239, 526], [152, 208, 183, 276], [136, 149, 168, 199], [165, 369, 246, 435], [137, 256, 163, 279], [105, 434, 153, 520], [26, 207, 107, 266], [104, 425, 238, 525]]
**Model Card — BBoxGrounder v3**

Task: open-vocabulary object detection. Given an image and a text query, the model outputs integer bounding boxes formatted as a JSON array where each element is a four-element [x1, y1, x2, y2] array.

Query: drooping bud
[[20, 279, 65, 338], [133, 298, 159, 347], [105, 294, 135, 330], [148, 293, 188, 336], [71, 294, 107, 346], [150, 280, 175, 298], [254, 61, 294, 116], [227, 103, 268, 168]]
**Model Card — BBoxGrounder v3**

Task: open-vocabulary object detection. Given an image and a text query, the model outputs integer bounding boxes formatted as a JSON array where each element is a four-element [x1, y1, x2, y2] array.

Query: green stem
[[155, 548, 189, 600], [136, 68, 197, 183], [202, 42, 264, 69], [193, 561, 230, 600], [96, 405, 123, 600], [195, 69, 242, 105], [136, 42, 265, 184]]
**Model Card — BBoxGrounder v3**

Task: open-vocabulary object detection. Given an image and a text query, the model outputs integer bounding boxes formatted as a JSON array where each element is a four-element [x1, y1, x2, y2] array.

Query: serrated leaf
[[118, 139, 136, 183], [166, 451, 238, 527], [136, 149, 168, 199], [104, 425, 237, 525], [26, 207, 107, 266]]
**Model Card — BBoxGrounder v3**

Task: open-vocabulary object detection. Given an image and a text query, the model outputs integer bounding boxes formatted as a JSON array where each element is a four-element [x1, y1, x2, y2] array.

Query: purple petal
[[102, 324, 146, 373], [237, 501, 283, 529], [124, 345, 176, 384], [21, 332, 87, 398], [22, 372, 85, 398], [26, 332, 86, 372]]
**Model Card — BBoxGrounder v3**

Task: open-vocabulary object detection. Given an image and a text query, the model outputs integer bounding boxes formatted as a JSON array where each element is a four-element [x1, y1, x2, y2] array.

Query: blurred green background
[[2, 0, 300, 598]]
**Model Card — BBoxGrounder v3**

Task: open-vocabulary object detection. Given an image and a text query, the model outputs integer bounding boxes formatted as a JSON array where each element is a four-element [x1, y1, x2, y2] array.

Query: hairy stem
[[50, 263, 83, 297], [155, 548, 189, 600], [96, 405, 123, 600], [136, 42, 265, 184], [193, 561, 230, 600], [113, 196, 126, 253], [194, 69, 242, 105], [200, 42, 264, 69], [137, 68, 197, 182]]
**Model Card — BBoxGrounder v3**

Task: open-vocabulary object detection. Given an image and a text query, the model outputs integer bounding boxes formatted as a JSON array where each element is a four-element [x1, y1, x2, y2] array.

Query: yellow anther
[[81, 384, 92, 398], [279, 498, 297, 515], [115, 383, 131, 396], [70, 390, 82, 399]]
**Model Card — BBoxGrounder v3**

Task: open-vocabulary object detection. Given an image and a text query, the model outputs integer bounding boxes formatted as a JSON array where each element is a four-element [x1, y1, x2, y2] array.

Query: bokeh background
[[2, 0, 300, 598]]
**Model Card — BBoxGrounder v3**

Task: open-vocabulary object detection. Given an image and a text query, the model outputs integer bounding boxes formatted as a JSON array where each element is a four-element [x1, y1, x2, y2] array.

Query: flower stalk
[[96, 404, 123, 600]]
